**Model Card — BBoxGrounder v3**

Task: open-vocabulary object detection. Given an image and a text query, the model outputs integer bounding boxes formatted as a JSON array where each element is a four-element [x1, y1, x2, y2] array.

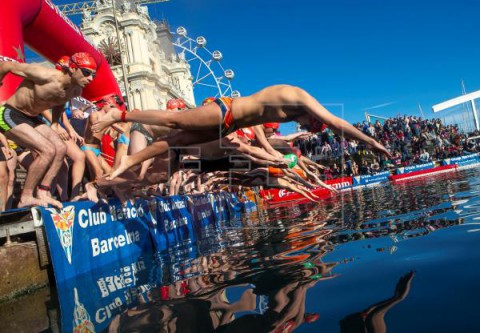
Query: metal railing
[[58, 0, 169, 15]]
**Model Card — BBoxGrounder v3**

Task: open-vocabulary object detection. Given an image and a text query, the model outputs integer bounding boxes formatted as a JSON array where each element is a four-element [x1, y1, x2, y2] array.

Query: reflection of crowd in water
[[325, 175, 465, 251], [295, 116, 480, 177]]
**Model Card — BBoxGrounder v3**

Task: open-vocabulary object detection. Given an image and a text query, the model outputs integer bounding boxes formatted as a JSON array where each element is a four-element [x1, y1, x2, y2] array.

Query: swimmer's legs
[[6, 124, 60, 208]]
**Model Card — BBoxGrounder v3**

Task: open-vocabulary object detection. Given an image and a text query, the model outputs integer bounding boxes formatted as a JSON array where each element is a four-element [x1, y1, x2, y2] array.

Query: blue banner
[[41, 198, 154, 332], [396, 162, 434, 174], [40, 192, 253, 332], [209, 193, 228, 224], [442, 153, 480, 166], [353, 171, 391, 186]]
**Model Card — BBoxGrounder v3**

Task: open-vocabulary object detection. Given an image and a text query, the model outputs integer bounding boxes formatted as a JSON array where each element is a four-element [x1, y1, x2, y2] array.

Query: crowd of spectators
[[294, 115, 480, 178]]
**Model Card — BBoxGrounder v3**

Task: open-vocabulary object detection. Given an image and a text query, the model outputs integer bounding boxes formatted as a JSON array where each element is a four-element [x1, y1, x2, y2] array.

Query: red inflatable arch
[[0, 0, 122, 103]]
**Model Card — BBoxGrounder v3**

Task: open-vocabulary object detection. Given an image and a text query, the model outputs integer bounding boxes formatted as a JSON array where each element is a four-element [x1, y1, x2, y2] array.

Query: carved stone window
[[99, 37, 122, 66]]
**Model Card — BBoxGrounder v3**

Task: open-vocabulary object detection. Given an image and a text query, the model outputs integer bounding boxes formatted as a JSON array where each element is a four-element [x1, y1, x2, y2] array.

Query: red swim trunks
[[214, 97, 237, 136]]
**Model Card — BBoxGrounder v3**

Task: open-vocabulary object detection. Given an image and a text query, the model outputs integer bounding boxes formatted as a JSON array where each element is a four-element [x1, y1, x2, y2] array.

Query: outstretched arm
[[297, 158, 338, 192], [275, 132, 312, 142], [301, 156, 326, 171], [0, 62, 54, 85], [301, 91, 391, 158], [222, 135, 287, 166], [252, 125, 285, 158]]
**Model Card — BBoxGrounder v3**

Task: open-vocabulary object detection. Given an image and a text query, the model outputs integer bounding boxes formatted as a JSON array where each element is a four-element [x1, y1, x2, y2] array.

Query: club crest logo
[[73, 288, 95, 333], [47, 206, 75, 264]]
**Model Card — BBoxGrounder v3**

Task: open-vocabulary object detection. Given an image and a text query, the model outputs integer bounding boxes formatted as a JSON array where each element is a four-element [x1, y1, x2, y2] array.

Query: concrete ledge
[[0, 241, 49, 302], [0, 287, 51, 332]]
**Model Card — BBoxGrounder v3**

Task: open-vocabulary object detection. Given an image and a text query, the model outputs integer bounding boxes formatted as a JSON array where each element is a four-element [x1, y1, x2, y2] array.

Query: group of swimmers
[[0, 52, 391, 210]]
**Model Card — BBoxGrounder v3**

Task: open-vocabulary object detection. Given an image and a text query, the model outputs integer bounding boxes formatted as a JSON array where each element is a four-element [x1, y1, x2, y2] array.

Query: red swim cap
[[94, 94, 126, 111], [309, 116, 328, 133], [236, 127, 255, 141], [202, 97, 216, 106], [166, 99, 187, 110], [263, 122, 279, 130], [70, 52, 97, 71], [55, 56, 70, 71]]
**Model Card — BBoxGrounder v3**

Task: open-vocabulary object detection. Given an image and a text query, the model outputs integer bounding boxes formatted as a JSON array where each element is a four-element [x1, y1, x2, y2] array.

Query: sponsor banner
[[209, 193, 229, 224], [42, 199, 153, 279], [224, 192, 244, 220], [456, 159, 480, 168], [390, 164, 457, 182], [241, 195, 257, 213], [190, 194, 215, 229], [189, 194, 219, 256], [442, 153, 480, 166], [259, 177, 352, 204], [396, 162, 434, 174], [327, 176, 353, 190], [168, 195, 195, 247], [260, 188, 288, 201], [40, 193, 243, 332], [68, 258, 153, 333], [0, 55, 19, 62], [41, 199, 154, 332], [154, 196, 178, 252], [353, 171, 391, 186], [164, 196, 197, 282]]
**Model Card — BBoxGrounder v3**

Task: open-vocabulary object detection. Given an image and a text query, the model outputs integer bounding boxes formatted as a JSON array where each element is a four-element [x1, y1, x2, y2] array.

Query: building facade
[[80, 0, 195, 110]]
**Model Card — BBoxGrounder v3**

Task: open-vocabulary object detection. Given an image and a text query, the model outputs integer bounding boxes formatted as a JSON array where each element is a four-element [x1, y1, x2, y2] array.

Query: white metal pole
[[470, 99, 479, 131]]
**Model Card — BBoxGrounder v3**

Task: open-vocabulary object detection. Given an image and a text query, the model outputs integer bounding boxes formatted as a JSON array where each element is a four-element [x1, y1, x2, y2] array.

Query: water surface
[[9, 168, 480, 332]]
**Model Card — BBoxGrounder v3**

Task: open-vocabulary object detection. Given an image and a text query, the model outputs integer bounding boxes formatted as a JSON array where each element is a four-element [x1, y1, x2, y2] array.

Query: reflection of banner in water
[[191, 194, 219, 256], [40, 193, 249, 332]]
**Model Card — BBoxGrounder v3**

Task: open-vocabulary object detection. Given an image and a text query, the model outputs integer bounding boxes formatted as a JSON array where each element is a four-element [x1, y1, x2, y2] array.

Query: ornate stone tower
[[80, 0, 195, 110]]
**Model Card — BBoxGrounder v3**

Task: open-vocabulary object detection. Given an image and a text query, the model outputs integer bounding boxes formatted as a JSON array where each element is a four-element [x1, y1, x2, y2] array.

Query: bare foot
[[18, 196, 50, 208], [107, 155, 133, 180], [71, 192, 88, 202], [36, 192, 63, 209], [85, 182, 100, 203], [91, 108, 122, 133]]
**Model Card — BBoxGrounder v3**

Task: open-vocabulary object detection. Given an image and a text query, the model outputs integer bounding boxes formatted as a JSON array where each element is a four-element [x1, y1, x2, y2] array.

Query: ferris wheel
[[171, 26, 240, 101]]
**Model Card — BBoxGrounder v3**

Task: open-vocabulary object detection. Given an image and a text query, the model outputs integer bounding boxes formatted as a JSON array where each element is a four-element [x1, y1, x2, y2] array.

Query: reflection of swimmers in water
[[214, 262, 330, 333], [107, 287, 257, 332], [340, 271, 415, 333], [107, 259, 330, 332]]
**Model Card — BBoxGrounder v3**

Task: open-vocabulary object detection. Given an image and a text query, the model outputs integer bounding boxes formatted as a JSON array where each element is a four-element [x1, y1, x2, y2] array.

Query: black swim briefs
[[0, 104, 44, 133]]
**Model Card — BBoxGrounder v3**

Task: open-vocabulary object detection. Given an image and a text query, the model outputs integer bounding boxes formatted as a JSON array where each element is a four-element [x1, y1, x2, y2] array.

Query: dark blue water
[[62, 168, 480, 332], [282, 168, 480, 333]]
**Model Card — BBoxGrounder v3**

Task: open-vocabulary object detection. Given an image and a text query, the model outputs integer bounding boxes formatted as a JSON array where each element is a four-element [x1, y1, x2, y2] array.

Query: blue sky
[[50, 0, 480, 133]]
